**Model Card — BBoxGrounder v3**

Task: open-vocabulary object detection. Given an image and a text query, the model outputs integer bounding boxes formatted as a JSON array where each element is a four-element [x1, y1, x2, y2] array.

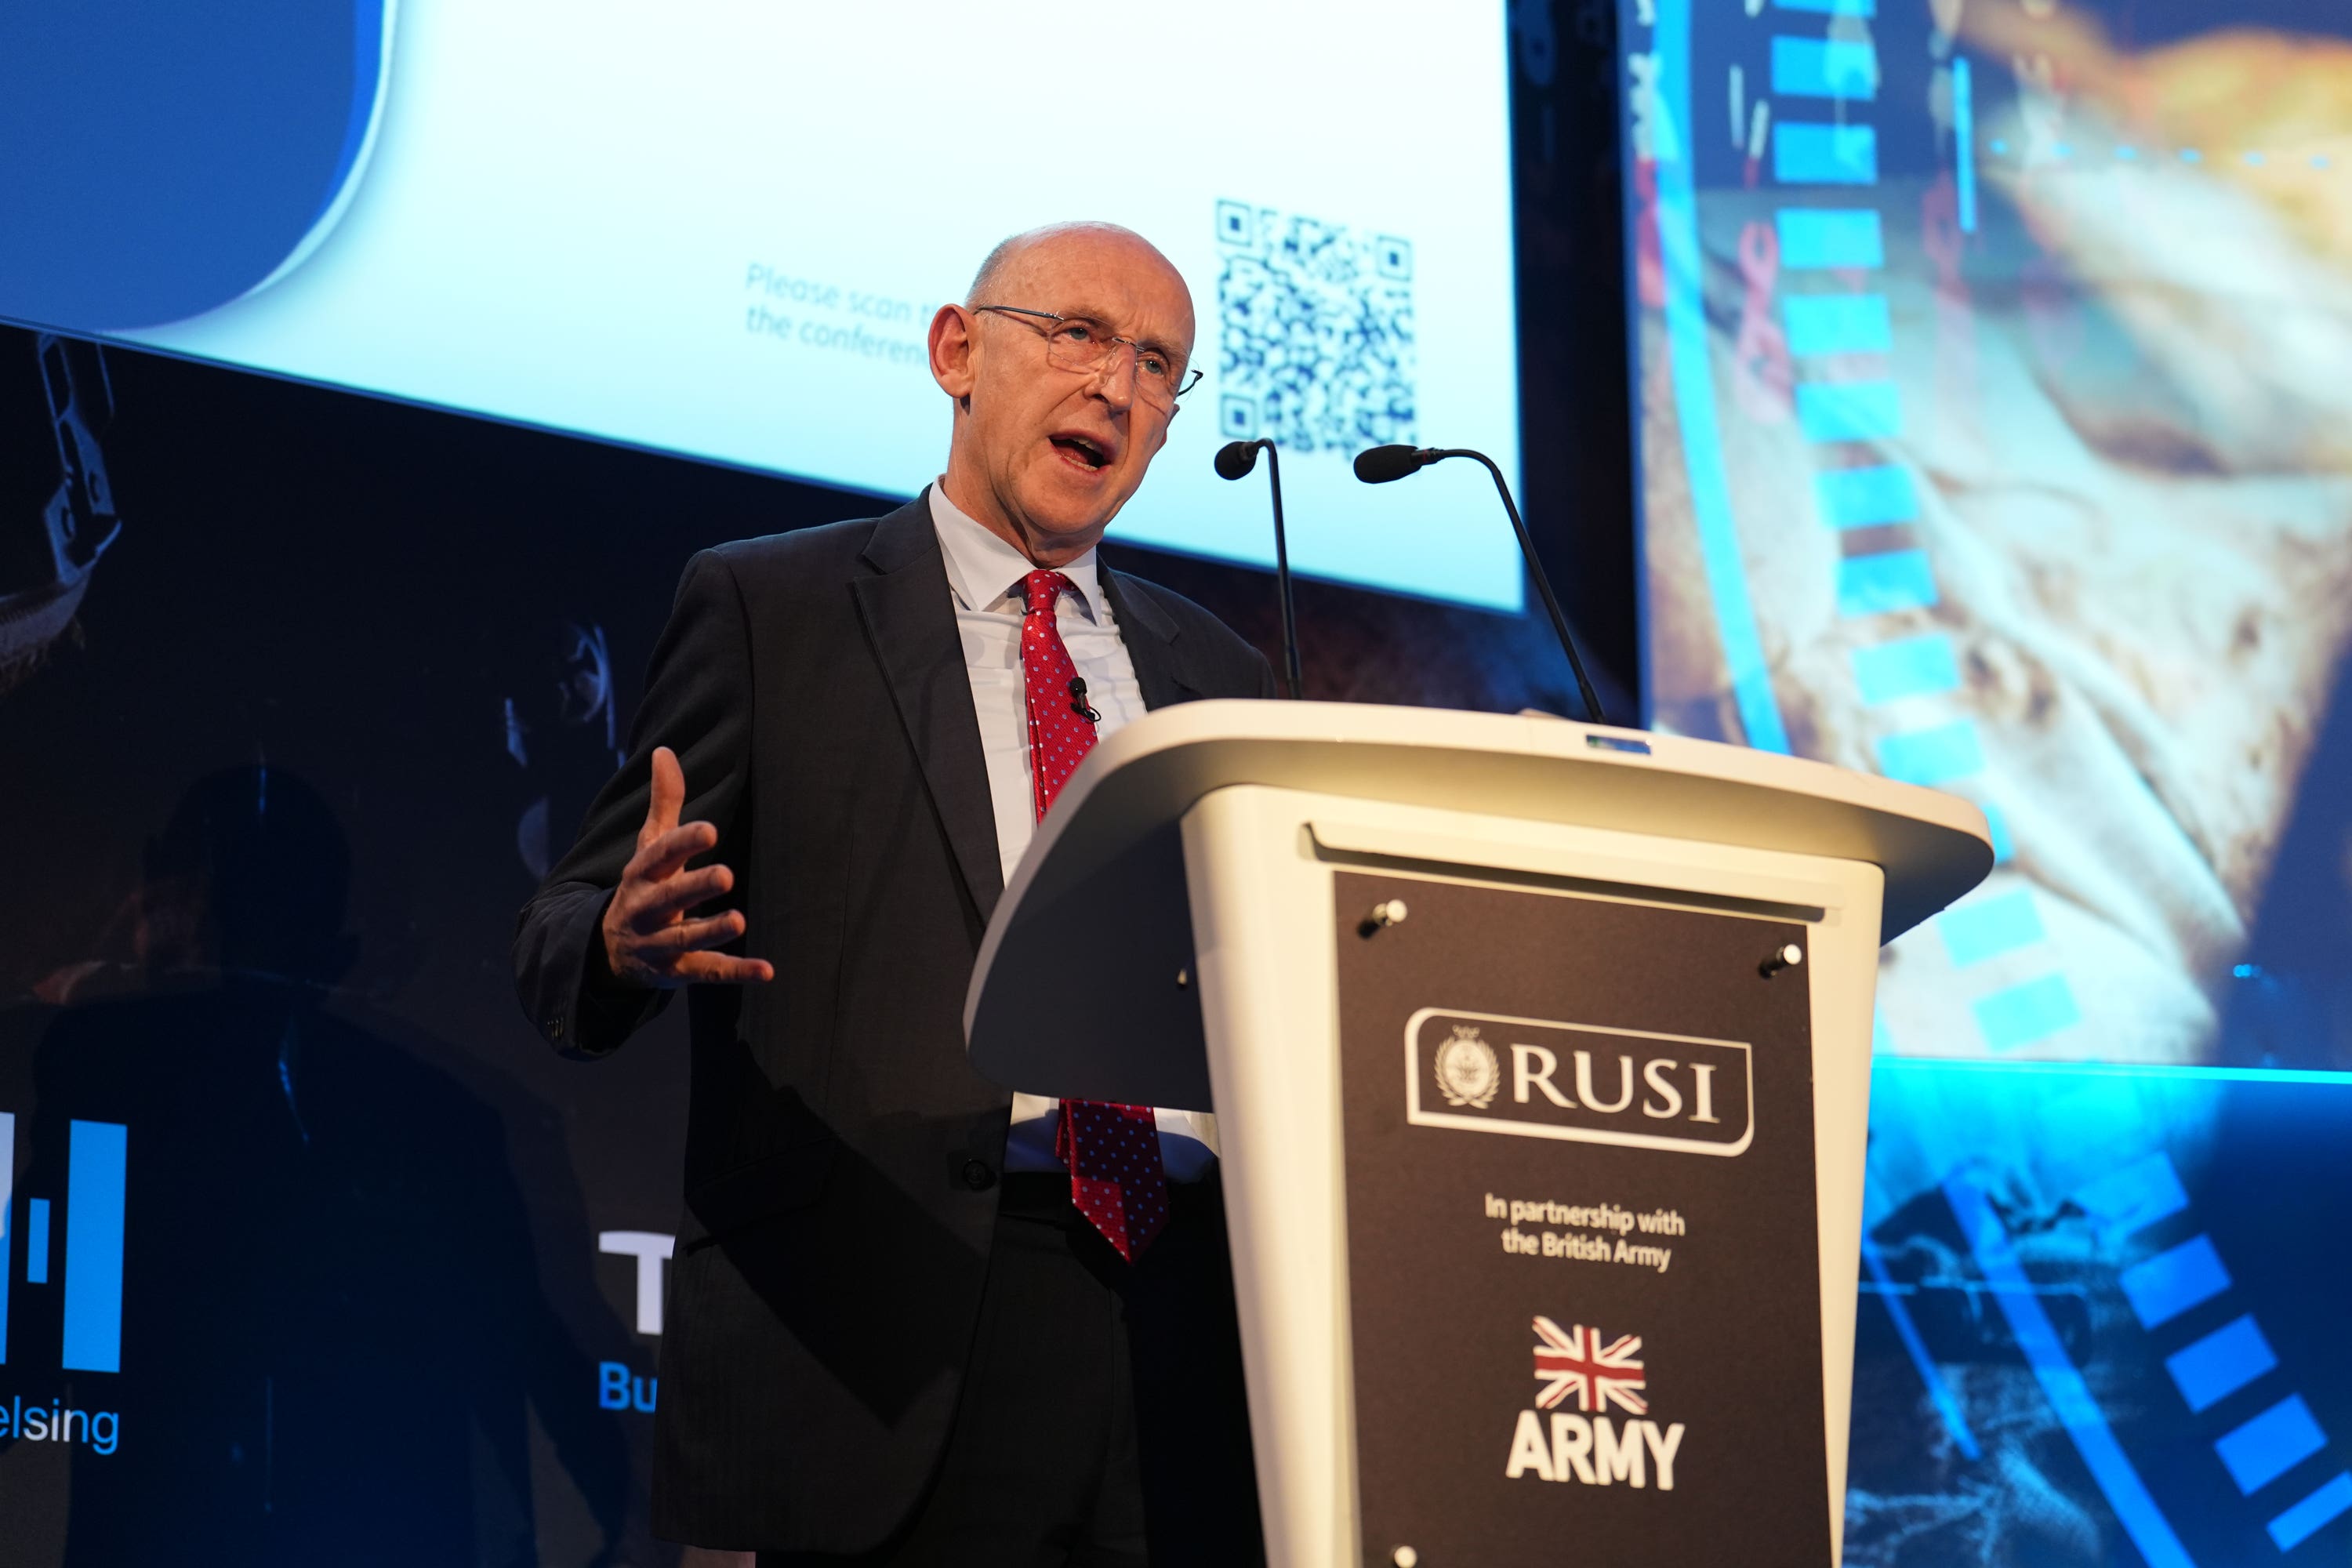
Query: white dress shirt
[[929, 482, 1218, 1181]]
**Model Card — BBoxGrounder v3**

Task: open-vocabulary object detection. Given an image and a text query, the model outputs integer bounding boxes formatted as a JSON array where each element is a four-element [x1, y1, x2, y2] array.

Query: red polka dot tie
[[1022, 568, 1168, 1264]]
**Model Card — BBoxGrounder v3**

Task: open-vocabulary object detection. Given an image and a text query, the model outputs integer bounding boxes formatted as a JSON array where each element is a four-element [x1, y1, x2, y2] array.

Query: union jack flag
[[1532, 1316, 1647, 1414]]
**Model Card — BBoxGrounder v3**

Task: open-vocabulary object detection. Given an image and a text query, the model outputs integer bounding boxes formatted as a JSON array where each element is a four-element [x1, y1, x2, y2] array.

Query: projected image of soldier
[[0, 766, 635, 1566]]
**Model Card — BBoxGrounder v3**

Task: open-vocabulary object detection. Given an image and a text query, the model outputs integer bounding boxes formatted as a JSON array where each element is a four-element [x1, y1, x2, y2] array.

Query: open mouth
[[1050, 434, 1112, 470]]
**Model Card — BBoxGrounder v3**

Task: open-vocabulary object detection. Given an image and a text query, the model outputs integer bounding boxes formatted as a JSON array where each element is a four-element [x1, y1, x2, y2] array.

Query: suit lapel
[[850, 492, 1006, 926], [1102, 568, 1200, 713]]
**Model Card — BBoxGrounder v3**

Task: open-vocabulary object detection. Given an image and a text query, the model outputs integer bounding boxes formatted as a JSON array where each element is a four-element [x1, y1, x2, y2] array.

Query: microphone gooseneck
[[1352, 445, 1607, 724], [1213, 437, 1305, 700]]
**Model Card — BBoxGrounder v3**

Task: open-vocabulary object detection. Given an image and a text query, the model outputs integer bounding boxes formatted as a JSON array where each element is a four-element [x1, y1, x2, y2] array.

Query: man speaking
[[514, 223, 1272, 1564]]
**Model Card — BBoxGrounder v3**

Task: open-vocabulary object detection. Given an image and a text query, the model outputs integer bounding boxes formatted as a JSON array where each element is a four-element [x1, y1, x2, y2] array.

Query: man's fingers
[[641, 746, 687, 843], [628, 862, 735, 927], [638, 910, 747, 956], [614, 747, 766, 988], [628, 821, 720, 884], [673, 952, 776, 985]]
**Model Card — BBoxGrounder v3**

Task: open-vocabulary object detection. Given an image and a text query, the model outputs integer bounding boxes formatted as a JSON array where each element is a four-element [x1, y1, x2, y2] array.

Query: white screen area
[[125, 2, 1526, 609]]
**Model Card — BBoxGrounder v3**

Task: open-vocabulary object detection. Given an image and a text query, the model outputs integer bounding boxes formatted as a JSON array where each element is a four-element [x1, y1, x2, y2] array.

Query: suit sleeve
[[512, 547, 756, 1059]]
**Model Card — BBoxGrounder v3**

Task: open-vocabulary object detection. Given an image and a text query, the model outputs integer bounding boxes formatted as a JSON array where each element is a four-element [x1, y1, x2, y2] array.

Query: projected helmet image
[[1633, 0, 2352, 1067], [504, 619, 626, 881], [0, 336, 120, 698]]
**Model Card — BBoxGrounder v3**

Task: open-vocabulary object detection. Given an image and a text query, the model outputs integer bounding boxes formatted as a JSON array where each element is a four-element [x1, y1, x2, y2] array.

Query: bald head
[[966, 220, 1184, 310]]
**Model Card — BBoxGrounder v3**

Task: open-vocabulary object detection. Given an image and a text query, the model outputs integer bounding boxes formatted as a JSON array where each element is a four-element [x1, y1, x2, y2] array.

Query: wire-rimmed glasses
[[971, 305, 1203, 412]]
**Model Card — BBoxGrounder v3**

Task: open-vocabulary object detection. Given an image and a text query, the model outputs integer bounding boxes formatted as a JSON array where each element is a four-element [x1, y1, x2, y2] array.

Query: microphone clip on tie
[[1068, 676, 1102, 724]]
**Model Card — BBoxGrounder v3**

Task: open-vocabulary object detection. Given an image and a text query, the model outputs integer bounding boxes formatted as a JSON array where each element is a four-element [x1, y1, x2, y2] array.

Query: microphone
[[1353, 444, 1608, 724], [1352, 444, 1439, 485], [1069, 676, 1102, 724], [1214, 438, 1305, 700]]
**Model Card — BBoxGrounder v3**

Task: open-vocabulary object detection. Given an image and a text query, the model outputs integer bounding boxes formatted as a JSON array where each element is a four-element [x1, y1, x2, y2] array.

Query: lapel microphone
[[1069, 676, 1102, 724], [1214, 437, 1305, 700]]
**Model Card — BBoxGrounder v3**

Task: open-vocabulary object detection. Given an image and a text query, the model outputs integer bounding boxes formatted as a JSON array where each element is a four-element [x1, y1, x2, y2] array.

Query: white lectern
[[965, 702, 1991, 1568]]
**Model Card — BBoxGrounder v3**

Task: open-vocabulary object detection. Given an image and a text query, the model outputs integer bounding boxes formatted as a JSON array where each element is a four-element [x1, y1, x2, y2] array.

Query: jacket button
[[960, 1159, 996, 1192]]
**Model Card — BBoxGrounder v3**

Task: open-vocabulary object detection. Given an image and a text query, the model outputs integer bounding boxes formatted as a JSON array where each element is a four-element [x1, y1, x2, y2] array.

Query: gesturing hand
[[601, 746, 775, 989]]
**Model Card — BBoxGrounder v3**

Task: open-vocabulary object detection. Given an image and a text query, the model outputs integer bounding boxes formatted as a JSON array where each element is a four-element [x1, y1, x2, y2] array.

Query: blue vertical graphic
[[0, 1111, 11, 1365], [1777, 208, 1884, 268], [1772, 37, 1879, 100], [1816, 463, 1914, 527], [62, 1119, 128, 1374], [2072, 1152, 2190, 1241], [1973, 975, 2085, 1050], [1936, 889, 2045, 967], [25, 1200, 49, 1283], [1653, 0, 1791, 752], [1783, 293, 1893, 356], [2273, 1474, 2352, 1552], [2216, 1396, 2328, 1495], [2166, 1316, 2280, 1414], [1954, 57, 1978, 232], [1775, 122, 1880, 183], [2121, 1236, 2233, 1329]]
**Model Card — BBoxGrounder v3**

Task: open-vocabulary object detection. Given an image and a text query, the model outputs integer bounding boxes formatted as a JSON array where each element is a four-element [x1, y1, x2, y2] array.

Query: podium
[[964, 701, 1991, 1567]]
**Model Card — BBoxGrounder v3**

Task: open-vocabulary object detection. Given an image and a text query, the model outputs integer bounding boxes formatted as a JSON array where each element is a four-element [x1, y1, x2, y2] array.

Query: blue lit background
[[1855, 1062, 2352, 1563], [1628, 0, 2352, 1557]]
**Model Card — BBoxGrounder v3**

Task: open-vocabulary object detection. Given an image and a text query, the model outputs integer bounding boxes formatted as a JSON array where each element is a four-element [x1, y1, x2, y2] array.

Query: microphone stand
[[1262, 441, 1304, 701], [1432, 449, 1606, 726]]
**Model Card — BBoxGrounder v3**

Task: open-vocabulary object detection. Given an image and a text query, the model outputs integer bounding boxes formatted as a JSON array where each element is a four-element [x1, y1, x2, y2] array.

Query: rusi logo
[[1508, 1315, 1686, 1490], [1404, 1008, 1753, 1156]]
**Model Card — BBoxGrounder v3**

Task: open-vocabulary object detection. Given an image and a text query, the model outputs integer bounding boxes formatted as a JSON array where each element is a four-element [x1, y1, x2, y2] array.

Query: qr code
[[1214, 200, 1416, 452]]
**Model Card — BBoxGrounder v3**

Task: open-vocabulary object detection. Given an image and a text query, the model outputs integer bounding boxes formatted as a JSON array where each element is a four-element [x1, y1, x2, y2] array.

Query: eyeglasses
[[971, 305, 1203, 412]]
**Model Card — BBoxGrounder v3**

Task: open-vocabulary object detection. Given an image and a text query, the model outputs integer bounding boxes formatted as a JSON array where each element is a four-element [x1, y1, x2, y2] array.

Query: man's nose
[[1084, 344, 1139, 412]]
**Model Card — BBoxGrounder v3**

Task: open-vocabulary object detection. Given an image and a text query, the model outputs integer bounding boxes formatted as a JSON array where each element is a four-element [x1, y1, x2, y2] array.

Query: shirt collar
[[928, 481, 1106, 621]]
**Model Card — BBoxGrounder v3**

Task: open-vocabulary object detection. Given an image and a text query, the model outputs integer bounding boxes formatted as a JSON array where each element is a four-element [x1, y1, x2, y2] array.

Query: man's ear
[[930, 303, 978, 406]]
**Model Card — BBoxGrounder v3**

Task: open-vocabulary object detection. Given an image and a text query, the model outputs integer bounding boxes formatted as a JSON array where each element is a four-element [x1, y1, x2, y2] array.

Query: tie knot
[[1022, 569, 1076, 616]]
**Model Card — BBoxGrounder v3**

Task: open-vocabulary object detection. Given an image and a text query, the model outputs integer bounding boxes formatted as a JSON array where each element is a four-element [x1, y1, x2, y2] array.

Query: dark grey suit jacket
[[513, 492, 1275, 1552]]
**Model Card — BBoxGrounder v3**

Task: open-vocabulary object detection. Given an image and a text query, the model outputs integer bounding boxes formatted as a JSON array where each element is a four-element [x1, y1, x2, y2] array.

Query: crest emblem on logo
[[1433, 1025, 1501, 1109]]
